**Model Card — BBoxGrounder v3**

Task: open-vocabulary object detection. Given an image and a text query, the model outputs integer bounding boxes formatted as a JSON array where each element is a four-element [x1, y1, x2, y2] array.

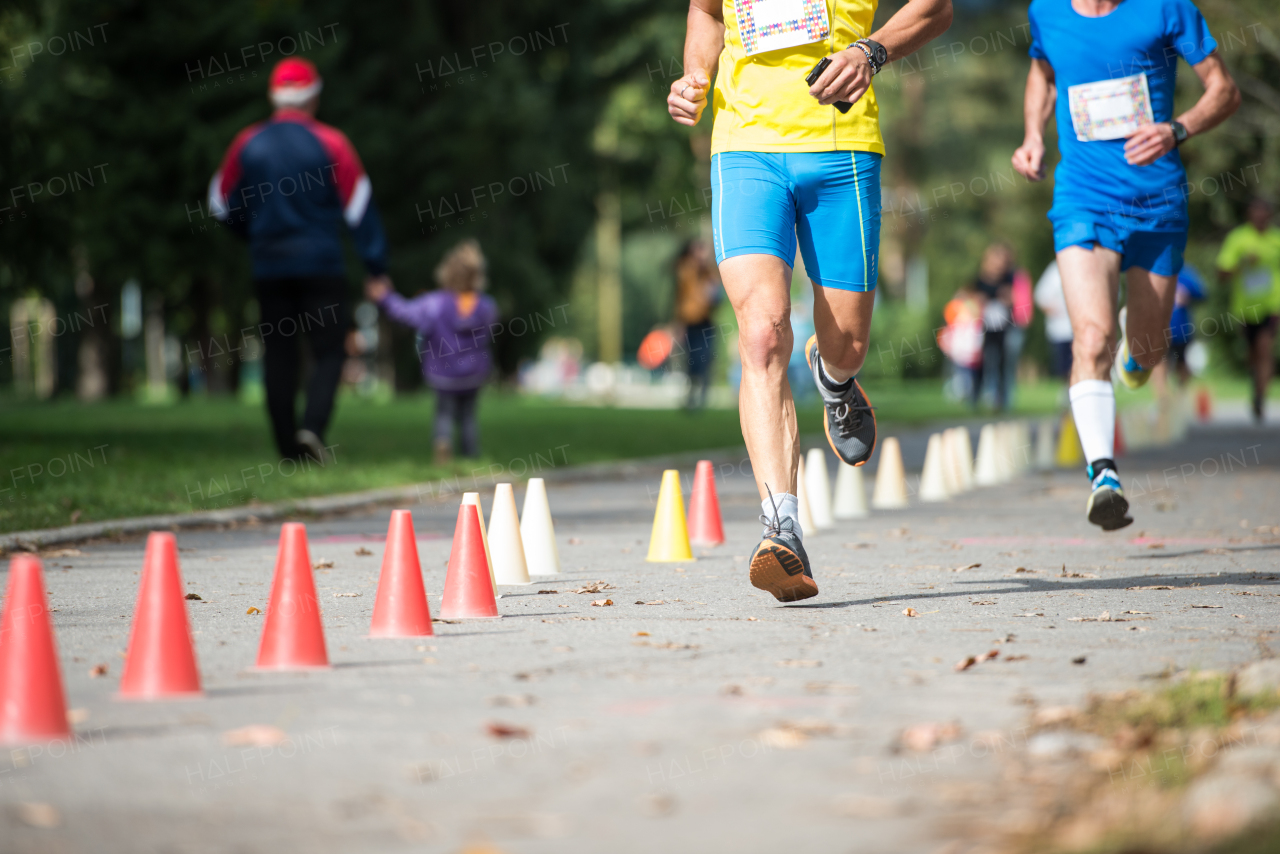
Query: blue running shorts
[[711, 151, 882, 291], [1052, 207, 1187, 276]]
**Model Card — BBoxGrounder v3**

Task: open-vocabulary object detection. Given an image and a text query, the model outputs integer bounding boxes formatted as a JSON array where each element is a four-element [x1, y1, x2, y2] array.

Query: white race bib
[[734, 0, 830, 56], [1068, 73, 1154, 142]]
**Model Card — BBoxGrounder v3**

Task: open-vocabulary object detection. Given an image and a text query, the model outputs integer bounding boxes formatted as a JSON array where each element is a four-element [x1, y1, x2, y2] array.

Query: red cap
[[269, 57, 323, 106]]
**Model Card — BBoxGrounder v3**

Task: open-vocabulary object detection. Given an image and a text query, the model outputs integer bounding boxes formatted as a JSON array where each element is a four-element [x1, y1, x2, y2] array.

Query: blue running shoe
[[1086, 460, 1132, 531]]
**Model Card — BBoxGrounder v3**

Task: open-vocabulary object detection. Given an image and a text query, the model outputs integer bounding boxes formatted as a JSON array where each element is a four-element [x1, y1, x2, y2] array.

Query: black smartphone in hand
[[805, 57, 852, 114]]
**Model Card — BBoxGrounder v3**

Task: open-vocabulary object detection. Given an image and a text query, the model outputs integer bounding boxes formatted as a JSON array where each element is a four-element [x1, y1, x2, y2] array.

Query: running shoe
[[1113, 307, 1152, 390], [749, 498, 818, 602], [805, 335, 876, 466], [1085, 463, 1132, 531]]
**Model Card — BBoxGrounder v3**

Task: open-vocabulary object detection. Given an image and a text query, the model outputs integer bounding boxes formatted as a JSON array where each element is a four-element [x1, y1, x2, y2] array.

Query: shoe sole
[[805, 335, 876, 467], [1087, 489, 1133, 531], [750, 545, 819, 602]]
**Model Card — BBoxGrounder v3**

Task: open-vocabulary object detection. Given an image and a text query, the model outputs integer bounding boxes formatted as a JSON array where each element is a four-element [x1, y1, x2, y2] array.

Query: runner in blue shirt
[[1012, 0, 1238, 531]]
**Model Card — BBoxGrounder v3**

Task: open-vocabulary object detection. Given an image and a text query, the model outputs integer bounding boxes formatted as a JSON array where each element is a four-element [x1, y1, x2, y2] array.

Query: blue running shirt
[[1028, 0, 1217, 225]]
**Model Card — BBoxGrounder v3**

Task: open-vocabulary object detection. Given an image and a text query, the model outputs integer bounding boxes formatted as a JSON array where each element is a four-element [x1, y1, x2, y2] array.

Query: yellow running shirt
[[711, 0, 884, 155]]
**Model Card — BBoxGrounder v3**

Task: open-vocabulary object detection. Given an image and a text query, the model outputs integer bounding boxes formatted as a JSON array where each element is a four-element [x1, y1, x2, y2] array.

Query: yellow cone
[[1056, 411, 1084, 468], [462, 492, 496, 590], [919, 433, 950, 502], [647, 470, 693, 562], [488, 484, 531, 585], [871, 437, 909, 509], [520, 478, 560, 576], [832, 461, 868, 519]]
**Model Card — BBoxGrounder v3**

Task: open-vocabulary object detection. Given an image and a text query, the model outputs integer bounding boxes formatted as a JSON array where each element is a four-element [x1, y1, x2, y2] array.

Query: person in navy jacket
[[208, 57, 390, 461]]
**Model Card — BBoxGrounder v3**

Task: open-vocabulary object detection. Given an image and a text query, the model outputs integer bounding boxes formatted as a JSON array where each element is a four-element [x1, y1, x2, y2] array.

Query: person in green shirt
[[1216, 197, 1280, 422]]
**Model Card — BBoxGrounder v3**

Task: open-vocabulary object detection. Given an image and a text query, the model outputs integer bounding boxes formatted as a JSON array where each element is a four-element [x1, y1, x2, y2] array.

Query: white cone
[[1035, 418, 1056, 470], [940, 429, 964, 496], [954, 427, 975, 491], [1014, 421, 1033, 471], [974, 424, 1000, 486], [871, 437, 909, 509], [994, 423, 1015, 482], [804, 448, 835, 530], [918, 433, 950, 502], [462, 492, 496, 589], [520, 478, 560, 576], [832, 462, 869, 519], [488, 484, 531, 585], [796, 455, 816, 537]]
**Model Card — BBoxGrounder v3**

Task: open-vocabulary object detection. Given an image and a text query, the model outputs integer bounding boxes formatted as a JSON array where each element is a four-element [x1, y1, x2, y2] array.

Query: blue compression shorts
[[711, 151, 882, 291], [1052, 207, 1187, 276]]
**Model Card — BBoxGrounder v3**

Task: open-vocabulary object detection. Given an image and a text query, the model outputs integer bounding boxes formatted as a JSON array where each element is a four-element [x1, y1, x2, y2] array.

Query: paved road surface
[[2, 423, 1277, 853]]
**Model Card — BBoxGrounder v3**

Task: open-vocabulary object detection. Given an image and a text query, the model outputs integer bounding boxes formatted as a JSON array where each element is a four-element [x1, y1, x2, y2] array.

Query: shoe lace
[[831, 399, 873, 438], [758, 485, 796, 539]]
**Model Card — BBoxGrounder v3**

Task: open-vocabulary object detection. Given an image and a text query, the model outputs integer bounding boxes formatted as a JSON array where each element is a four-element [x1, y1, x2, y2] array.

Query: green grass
[[0, 377, 1075, 533]]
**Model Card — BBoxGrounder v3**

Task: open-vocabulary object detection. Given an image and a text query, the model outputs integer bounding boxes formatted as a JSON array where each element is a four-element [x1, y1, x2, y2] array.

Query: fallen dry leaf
[[572, 581, 614, 594], [1126, 585, 1174, 591], [88, 664, 108, 678], [591, 599, 614, 607], [1014, 567, 1034, 573], [1233, 614, 1246, 619], [634, 631, 650, 637], [634, 640, 698, 650], [246, 607, 261, 615], [1072, 656, 1087, 665], [902, 607, 920, 617], [311, 559, 334, 569], [971, 600, 996, 606], [355, 547, 373, 556], [759, 726, 807, 749], [901, 722, 961, 752], [334, 592, 361, 598], [1121, 610, 1149, 614], [635, 600, 664, 605], [185, 593, 202, 601], [1017, 612, 1045, 617], [1004, 654, 1029, 661], [44, 548, 82, 558], [537, 589, 559, 594], [1191, 604, 1223, 609], [951, 563, 981, 573], [567, 537, 583, 545], [955, 656, 977, 672], [485, 721, 531, 739], [222, 725, 287, 747]]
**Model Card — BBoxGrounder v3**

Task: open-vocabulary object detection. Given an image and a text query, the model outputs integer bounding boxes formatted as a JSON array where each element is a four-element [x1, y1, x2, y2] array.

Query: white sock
[[1069, 380, 1115, 466], [761, 492, 801, 541]]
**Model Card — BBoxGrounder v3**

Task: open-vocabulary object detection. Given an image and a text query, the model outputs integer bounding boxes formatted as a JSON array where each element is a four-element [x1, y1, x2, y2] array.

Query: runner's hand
[[1124, 122, 1176, 166], [809, 49, 872, 107], [1012, 137, 1046, 182], [669, 73, 710, 126]]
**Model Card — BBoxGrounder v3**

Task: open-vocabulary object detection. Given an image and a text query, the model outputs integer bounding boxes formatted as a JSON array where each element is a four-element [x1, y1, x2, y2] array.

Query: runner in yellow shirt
[[667, 0, 952, 602], [1217, 197, 1280, 422]]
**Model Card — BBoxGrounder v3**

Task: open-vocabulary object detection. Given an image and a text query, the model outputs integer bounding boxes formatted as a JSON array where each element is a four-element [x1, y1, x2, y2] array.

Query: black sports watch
[[853, 38, 887, 75], [1169, 120, 1190, 146]]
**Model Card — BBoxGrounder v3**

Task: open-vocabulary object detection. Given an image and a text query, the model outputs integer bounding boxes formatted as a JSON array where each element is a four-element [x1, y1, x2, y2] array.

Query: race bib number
[[734, 0, 830, 57], [1243, 265, 1273, 295], [1068, 73, 1153, 142]]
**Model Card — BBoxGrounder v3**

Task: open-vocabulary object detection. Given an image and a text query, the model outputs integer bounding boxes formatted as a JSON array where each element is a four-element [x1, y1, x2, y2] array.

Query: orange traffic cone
[[369, 510, 434, 638], [0, 554, 70, 743], [439, 503, 500, 619], [1196, 387, 1212, 422], [119, 533, 202, 699], [256, 523, 329, 669], [687, 461, 725, 547]]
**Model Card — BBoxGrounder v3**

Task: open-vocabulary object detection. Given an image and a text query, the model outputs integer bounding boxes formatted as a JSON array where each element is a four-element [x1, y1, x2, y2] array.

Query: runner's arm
[[1124, 52, 1240, 167], [1012, 60, 1055, 182], [668, 0, 724, 127], [811, 0, 953, 107]]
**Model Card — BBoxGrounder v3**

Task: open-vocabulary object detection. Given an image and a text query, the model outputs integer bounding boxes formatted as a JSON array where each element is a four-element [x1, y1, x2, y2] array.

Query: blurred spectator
[[368, 240, 497, 463], [208, 57, 389, 461], [973, 242, 1029, 411], [939, 283, 985, 404], [1034, 260, 1074, 378], [673, 238, 722, 410], [1216, 197, 1280, 422]]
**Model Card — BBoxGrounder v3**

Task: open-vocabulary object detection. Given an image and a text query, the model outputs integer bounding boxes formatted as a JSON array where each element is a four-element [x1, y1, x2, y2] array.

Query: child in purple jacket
[[366, 239, 499, 463]]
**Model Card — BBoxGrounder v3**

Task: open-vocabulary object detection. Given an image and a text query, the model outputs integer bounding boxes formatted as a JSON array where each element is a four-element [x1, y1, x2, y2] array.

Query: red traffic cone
[[1196, 387, 1212, 422], [687, 461, 725, 547], [439, 503, 499, 619], [256, 523, 329, 669], [370, 510, 434, 637], [1113, 419, 1127, 458], [119, 533, 202, 699], [0, 554, 70, 744]]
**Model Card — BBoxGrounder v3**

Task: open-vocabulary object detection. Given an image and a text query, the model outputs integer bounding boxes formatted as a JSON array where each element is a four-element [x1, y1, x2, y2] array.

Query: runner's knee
[[737, 313, 792, 372]]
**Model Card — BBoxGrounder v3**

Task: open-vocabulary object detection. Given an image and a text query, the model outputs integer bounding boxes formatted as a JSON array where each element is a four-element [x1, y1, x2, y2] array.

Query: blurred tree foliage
[[0, 0, 1275, 396]]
